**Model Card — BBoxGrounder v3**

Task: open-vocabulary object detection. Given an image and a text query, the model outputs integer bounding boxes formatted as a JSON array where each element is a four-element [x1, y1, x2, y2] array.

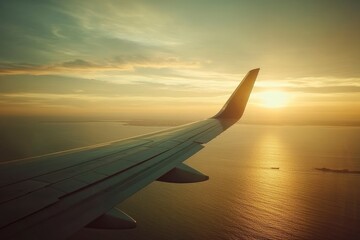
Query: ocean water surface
[[1, 121, 359, 240]]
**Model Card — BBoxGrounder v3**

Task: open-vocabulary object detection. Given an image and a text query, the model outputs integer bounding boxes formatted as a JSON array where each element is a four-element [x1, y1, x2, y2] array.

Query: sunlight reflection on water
[[1, 121, 359, 239]]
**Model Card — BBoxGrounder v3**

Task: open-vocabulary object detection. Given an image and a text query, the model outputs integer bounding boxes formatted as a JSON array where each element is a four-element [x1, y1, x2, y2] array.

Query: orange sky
[[0, 1, 359, 125]]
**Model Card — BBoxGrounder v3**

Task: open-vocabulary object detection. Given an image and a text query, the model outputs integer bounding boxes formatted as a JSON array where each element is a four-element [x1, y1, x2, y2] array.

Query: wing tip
[[213, 68, 259, 122], [248, 68, 260, 76]]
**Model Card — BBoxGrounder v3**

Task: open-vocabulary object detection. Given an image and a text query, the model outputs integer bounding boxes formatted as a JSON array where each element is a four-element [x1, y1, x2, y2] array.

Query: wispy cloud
[[60, 1, 181, 47], [256, 76, 360, 94], [0, 57, 199, 75]]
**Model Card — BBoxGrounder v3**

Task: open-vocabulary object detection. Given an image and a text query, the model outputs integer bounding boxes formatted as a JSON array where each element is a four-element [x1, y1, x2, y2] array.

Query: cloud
[[0, 56, 199, 76], [0, 74, 223, 98], [61, 59, 96, 68], [279, 86, 360, 94], [0, 1, 183, 68], [254, 76, 360, 94]]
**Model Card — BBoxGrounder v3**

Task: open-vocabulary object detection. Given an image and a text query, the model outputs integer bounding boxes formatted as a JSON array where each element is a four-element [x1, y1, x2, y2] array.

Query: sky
[[0, 0, 359, 125]]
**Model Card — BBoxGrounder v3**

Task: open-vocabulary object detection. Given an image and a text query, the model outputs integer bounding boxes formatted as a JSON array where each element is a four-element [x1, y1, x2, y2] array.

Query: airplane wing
[[0, 68, 259, 240]]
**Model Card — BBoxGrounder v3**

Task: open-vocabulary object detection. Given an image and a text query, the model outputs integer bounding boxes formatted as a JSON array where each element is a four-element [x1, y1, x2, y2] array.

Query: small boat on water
[[315, 167, 360, 174], [270, 167, 280, 170]]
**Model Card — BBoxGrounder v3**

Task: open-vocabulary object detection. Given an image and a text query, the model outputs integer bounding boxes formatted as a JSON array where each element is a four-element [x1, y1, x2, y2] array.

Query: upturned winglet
[[213, 68, 259, 122]]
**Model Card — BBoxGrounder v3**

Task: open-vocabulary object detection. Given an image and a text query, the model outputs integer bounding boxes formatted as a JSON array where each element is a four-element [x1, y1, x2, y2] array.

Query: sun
[[258, 90, 289, 108]]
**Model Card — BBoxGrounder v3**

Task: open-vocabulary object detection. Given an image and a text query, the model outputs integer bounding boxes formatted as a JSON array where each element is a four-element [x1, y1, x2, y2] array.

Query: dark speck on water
[[315, 167, 360, 174]]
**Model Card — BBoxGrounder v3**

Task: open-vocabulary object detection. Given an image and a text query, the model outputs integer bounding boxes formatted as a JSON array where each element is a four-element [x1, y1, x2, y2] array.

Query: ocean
[[1, 121, 359, 240]]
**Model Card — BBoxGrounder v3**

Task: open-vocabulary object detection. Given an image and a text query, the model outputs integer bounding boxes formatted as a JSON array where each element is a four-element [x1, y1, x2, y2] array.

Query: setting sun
[[259, 90, 289, 108]]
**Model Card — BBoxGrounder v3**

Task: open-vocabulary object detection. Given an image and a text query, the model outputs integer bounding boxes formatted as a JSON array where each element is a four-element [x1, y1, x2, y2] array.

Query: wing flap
[[0, 187, 62, 229], [0, 180, 49, 204], [51, 178, 88, 194], [0, 139, 151, 188], [73, 171, 108, 184]]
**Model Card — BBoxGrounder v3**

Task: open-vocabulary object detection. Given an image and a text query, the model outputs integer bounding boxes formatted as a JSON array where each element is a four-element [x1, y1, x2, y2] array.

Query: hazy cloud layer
[[0, 0, 359, 122], [0, 57, 199, 75]]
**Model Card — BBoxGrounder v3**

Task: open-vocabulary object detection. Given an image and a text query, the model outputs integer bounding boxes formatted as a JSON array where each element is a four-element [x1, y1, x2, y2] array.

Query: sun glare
[[259, 90, 289, 108]]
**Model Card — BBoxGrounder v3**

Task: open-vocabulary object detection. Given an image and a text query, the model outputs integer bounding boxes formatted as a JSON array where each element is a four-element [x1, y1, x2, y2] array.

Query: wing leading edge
[[0, 68, 259, 240]]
